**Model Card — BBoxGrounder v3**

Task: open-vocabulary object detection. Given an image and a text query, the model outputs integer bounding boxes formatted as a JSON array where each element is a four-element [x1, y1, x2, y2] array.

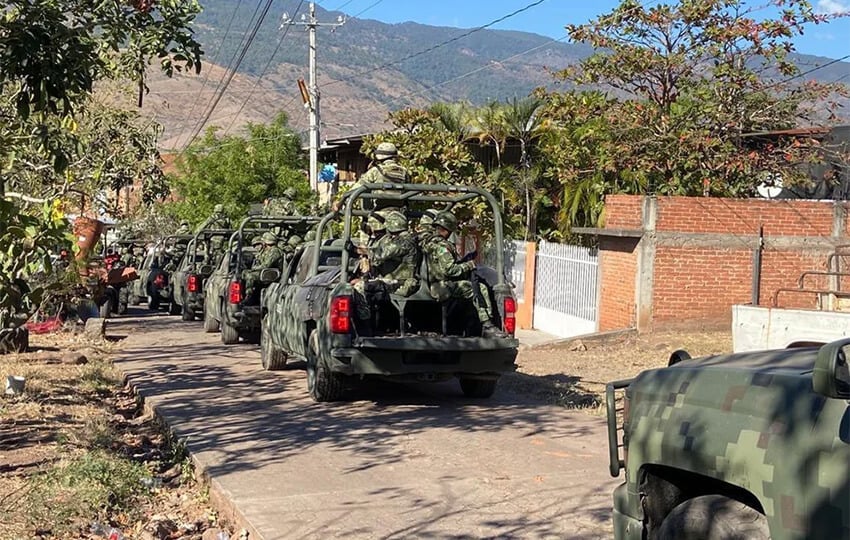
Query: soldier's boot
[[480, 320, 507, 338]]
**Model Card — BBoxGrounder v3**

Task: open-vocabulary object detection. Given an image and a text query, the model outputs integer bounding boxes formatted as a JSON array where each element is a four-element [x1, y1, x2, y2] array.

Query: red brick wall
[[598, 237, 639, 331], [655, 196, 835, 236], [603, 195, 643, 229], [598, 195, 845, 331]]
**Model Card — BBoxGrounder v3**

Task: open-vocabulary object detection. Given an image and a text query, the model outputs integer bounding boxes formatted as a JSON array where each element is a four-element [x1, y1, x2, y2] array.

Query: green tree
[[555, 0, 847, 200], [167, 113, 310, 225]]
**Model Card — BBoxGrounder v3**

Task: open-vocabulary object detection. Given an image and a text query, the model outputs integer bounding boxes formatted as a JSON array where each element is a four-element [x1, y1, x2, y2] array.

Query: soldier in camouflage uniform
[[177, 221, 191, 235], [245, 232, 282, 292], [202, 204, 231, 230], [351, 211, 419, 322], [415, 208, 439, 246], [335, 142, 409, 213], [264, 187, 300, 217], [424, 212, 502, 337]]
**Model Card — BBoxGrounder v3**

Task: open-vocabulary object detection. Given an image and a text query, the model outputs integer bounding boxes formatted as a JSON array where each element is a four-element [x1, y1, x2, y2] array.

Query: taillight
[[330, 295, 352, 334], [228, 281, 242, 304], [154, 273, 166, 288], [503, 297, 517, 335], [187, 274, 199, 293]]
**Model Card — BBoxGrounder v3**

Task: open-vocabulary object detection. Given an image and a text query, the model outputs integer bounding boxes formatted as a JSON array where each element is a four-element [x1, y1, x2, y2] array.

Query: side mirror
[[813, 338, 850, 399], [260, 268, 281, 284], [199, 265, 213, 276]]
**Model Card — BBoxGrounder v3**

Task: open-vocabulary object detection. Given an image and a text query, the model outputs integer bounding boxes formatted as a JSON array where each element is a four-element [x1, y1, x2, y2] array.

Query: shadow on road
[[110, 315, 614, 538]]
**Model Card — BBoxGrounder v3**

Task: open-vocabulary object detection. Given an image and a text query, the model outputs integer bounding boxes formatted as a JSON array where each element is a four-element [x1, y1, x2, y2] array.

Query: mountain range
[[140, 1, 850, 150]]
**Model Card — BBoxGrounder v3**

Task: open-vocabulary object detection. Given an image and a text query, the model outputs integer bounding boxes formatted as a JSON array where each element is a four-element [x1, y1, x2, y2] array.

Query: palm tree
[[428, 102, 471, 142], [501, 96, 546, 240], [474, 100, 508, 169]]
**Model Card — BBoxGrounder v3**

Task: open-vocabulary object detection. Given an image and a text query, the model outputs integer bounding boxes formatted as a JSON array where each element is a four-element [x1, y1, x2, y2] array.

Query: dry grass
[[0, 329, 224, 539], [503, 328, 733, 410]]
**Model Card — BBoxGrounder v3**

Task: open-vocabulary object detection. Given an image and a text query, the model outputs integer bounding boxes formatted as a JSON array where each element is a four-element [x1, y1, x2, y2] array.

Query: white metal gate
[[533, 241, 599, 338]]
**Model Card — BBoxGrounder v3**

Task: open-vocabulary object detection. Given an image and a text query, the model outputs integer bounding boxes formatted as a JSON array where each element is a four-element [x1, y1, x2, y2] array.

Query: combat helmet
[[419, 209, 439, 227], [367, 212, 386, 232], [433, 212, 458, 233], [287, 234, 302, 247], [374, 142, 398, 161], [385, 211, 408, 233], [283, 187, 297, 199], [213, 204, 224, 213], [261, 232, 278, 245]]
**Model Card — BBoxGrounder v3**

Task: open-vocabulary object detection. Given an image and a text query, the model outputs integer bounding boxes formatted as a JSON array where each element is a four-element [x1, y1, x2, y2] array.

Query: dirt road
[[111, 311, 620, 539]]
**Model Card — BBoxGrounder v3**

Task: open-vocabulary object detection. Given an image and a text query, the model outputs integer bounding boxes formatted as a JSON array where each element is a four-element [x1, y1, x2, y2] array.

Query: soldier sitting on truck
[[244, 233, 282, 294], [415, 208, 439, 246], [350, 211, 419, 326], [424, 212, 503, 338]]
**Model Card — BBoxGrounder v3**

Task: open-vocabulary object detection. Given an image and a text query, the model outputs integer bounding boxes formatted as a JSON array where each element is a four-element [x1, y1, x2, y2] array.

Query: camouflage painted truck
[[606, 339, 850, 540], [260, 182, 519, 402], [171, 228, 234, 322], [204, 216, 319, 344]]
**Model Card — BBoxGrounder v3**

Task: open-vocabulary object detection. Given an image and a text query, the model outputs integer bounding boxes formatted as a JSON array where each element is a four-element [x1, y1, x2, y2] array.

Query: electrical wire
[[351, 0, 385, 19], [221, 0, 306, 135], [179, 0, 277, 153], [178, 0, 268, 148], [320, 0, 551, 90]]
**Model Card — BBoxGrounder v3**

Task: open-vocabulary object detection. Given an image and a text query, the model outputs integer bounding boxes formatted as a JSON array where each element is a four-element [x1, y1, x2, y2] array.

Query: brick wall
[[598, 237, 639, 330], [597, 195, 848, 331]]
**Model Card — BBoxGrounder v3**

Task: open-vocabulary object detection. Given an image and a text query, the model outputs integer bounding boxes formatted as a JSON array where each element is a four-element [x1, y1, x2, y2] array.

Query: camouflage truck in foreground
[[606, 339, 850, 540], [260, 183, 519, 402], [204, 217, 319, 344]]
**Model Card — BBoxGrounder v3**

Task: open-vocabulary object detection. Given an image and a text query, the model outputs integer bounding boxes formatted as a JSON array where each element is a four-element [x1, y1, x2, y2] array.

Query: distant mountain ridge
[[143, 0, 850, 149]]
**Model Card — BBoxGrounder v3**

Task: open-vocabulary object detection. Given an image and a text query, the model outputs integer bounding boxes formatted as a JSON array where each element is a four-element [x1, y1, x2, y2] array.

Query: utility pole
[[282, 3, 345, 191]]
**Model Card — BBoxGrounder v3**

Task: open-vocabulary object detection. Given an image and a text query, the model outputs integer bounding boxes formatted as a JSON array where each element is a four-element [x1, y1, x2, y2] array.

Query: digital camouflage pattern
[[352, 230, 419, 320], [357, 160, 408, 185], [611, 347, 850, 540], [264, 196, 300, 217], [424, 234, 491, 323]]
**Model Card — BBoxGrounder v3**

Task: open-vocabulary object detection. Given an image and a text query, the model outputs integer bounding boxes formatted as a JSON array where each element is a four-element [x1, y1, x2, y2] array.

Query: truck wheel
[[148, 294, 160, 311], [306, 330, 345, 402], [261, 323, 287, 370], [181, 303, 194, 322], [220, 304, 239, 344], [117, 301, 128, 315], [656, 495, 769, 540], [203, 304, 219, 333], [99, 297, 113, 319], [129, 294, 141, 306], [168, 301, 181, 315], [459, 377, 499, 398]]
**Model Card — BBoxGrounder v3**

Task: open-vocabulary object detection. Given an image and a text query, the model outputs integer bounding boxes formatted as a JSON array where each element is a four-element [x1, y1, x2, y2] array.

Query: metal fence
[[533, 241, 599, 338], [482, 239, 527, 302]]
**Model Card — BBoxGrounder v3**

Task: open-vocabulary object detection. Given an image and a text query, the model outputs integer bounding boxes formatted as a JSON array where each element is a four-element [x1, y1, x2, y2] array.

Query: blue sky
[[320, 0, 850, 60]]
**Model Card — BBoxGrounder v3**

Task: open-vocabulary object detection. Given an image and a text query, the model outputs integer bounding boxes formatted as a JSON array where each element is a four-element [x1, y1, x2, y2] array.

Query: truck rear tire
[[459, 377, 498, 398], [220, 304, 239, 344], [306, 330, 345, 402], [261, 323, 287, 370], [168, 301, 181, 315], [181, 303, 194, 321], [99, 297, 114, 319], [203, 304, 219, 333], [656, 495, 769, 540], [148, 294, 160, 311]]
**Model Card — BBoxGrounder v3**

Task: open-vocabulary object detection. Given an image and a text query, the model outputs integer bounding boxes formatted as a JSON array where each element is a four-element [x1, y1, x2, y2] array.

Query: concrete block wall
[[598, 195, 850, 331]]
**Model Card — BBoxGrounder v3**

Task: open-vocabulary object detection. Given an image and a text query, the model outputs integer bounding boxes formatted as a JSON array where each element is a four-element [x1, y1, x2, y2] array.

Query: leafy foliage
[[0, 200, 74, 329], [551, 0, 849, 204], [167, 112, 311, 225]]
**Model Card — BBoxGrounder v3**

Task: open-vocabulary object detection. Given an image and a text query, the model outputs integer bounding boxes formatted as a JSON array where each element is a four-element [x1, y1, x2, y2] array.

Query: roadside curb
[[519, 327, 637, 351], [118, 368, 263, 540]]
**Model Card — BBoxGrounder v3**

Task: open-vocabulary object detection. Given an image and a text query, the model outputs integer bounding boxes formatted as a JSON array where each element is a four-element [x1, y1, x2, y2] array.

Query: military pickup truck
[[605, 339, 850, 540], [204, 216, 319, 344], [260, 182, 519, 402], [171, 228, 234, 322], [131, 235, 191, 312]]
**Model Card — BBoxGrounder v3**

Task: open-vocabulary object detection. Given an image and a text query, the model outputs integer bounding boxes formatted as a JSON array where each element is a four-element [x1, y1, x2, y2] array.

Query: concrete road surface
[[111, 312, 620, 539]]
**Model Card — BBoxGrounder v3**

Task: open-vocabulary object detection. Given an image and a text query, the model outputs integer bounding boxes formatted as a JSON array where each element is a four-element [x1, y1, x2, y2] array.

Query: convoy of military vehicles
[[98, 183, 850, 539]]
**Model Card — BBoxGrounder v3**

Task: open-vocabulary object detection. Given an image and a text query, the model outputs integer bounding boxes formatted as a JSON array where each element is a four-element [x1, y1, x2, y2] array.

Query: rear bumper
[[186, 293, 205, 312], [612, 482, 643, 540], [328, 336, 518, 377], [228, 305, 261, 329]]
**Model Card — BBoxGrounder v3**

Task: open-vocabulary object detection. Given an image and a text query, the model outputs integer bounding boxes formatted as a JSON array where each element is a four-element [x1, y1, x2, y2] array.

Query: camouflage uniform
[[424, 214, 493, 325], [246, 233, 282, 290], [352, 211, 418, 321], [264, 197, 299, 217]]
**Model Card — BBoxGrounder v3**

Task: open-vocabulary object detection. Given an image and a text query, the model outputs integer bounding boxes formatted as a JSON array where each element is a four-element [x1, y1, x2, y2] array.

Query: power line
[[179, 0, 277, 153], [351, 0, 385, 18], [180, 0, 267, 147], [170, 0, 246, 139], [221, 0, 306, 135], [332, 0, 356, 10], [764, 54, 850, 90], [320, 0, 550, 90]]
